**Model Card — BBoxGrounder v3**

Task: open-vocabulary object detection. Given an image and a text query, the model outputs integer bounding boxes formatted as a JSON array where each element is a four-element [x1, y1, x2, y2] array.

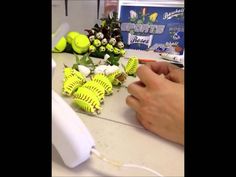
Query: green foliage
[[64, 43, 74, 54], [105, 53, 121, 66], [72, 53, 95, 70]]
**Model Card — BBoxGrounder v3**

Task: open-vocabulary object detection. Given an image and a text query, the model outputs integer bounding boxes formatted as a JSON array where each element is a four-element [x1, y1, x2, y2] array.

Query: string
[[90, 148, 164, 177]]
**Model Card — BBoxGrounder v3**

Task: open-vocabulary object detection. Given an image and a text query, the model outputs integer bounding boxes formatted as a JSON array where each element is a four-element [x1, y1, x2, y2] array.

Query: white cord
[[123, 164, 163, 177], [90, 148, 164, 177]]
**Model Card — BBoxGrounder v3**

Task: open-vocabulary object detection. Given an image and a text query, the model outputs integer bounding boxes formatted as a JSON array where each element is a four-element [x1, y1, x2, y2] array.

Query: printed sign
[[119, 4, 184, 54]]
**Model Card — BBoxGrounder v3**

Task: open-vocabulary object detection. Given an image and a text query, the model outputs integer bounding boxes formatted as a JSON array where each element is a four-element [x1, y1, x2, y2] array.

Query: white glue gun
[[52, 23, 95, 168]]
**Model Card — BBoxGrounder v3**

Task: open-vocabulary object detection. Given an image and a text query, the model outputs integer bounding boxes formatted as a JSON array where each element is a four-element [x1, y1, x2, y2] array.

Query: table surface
[[52, 51, 184, 177]]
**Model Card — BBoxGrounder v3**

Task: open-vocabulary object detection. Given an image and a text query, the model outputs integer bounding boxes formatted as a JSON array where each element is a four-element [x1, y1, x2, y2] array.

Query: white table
[[52, 52, 184, 176]]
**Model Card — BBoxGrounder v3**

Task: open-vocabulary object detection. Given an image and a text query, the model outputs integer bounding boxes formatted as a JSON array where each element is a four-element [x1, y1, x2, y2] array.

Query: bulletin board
[[119, 1, 184, 55]]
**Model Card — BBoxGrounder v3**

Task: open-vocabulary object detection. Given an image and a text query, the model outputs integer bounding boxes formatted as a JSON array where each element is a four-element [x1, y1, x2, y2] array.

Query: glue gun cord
[[90, 148, 163, 177]]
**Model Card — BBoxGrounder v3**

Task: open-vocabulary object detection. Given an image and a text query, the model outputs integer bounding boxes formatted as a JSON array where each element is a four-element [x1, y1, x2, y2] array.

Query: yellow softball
[[72, 34, 90, 54], [52, 36, 67, 53], [66, 31, 80, 44]]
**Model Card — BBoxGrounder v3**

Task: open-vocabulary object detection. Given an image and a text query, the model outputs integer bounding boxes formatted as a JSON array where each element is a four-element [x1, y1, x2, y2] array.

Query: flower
[[149, 12, 158, 22], [94, 65, 108, 75], [109, 11, 113, 19], [130, 10, 137, 20], [78, 65, 91, 77], [104, 54, 110, 60], [142, 8, 147, 16], [173, 32, 180, 40]]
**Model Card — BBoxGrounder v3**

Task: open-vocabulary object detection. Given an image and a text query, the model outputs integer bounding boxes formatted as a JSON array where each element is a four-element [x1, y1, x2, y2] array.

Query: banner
[[119, 2, 184, 54], [127, 33, 153, 48]]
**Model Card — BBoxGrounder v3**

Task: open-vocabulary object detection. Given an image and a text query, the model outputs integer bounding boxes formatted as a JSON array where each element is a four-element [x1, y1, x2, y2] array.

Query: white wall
[[52, 0, 184, 33], [52, 0, 105, 34]]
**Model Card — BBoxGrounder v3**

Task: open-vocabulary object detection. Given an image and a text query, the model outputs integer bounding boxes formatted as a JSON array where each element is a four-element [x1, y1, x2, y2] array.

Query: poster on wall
[[119, 1, 184, 55]]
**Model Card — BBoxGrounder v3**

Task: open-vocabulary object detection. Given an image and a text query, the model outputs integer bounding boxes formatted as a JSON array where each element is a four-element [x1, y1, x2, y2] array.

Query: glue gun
[[52, 23, 95, 168]]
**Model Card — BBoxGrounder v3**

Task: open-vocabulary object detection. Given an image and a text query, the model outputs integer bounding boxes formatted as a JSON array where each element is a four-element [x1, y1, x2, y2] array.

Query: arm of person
[[126, 64, 184, 145]]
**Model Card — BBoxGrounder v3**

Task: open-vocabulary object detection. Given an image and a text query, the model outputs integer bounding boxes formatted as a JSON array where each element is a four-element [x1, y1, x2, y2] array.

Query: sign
[[119, 1, 184, 54]]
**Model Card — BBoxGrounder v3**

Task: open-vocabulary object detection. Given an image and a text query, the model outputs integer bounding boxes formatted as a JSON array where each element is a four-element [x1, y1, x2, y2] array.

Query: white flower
[[130, 10, 137, 19], [104, 54, 110, 60], [173, 32, 180, 40], [109, 11, 113, 19], [94, 65, 108, 74], [104, 65, 120, 75], [78, 65, 90, 77]]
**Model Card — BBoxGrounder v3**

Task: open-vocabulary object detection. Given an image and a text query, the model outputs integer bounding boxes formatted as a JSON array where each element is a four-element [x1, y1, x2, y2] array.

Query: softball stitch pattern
[[73, 87, 101, 114], [63, 75, 84, 96], [92, 74, 113, 95], [125, 56, 138, 75], [63, 67, 86, 83], [82, 80, 105, 103], [61, 55, 138, 114], [63, 67, 74, 80]]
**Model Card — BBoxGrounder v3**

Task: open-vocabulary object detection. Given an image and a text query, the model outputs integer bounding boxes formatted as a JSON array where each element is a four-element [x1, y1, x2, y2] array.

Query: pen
[[159, 53, 184, 63], [138, 59, 156, 63], [139, 59, 184, 68], [124, 57, 184, 68]]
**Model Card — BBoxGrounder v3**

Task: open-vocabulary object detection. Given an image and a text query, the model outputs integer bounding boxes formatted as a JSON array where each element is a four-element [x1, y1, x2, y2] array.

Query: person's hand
[[126, 63, 184, 145], [145, 61, 184, 84]]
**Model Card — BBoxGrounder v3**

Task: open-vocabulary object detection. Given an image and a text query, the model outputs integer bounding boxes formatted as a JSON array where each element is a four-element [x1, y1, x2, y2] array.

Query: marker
[[159, 53, 184, 63], [124, 57, 184, 68], [138, 59, 156, 63]]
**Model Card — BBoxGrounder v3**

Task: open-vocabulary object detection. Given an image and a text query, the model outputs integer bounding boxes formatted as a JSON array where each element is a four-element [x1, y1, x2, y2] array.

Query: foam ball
[[113, 47, 120, 55], [52, 36, 67, 52], [72, 34, 90, 54], [66, 31, 80, 44], [106, 43, 114, 52], [99, 46, 106, 52], [120, 49, 126, 56], [93, 39, 101, 48], [89, 45, 96, 53]]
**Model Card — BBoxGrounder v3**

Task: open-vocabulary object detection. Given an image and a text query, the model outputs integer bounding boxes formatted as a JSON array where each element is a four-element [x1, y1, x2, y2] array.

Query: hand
[[145, 61, 184, 84], [126, 64, 184, 145]]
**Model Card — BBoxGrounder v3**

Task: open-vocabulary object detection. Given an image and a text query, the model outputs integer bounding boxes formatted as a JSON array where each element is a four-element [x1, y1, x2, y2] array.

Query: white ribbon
[[128, 33, 153, 48]]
